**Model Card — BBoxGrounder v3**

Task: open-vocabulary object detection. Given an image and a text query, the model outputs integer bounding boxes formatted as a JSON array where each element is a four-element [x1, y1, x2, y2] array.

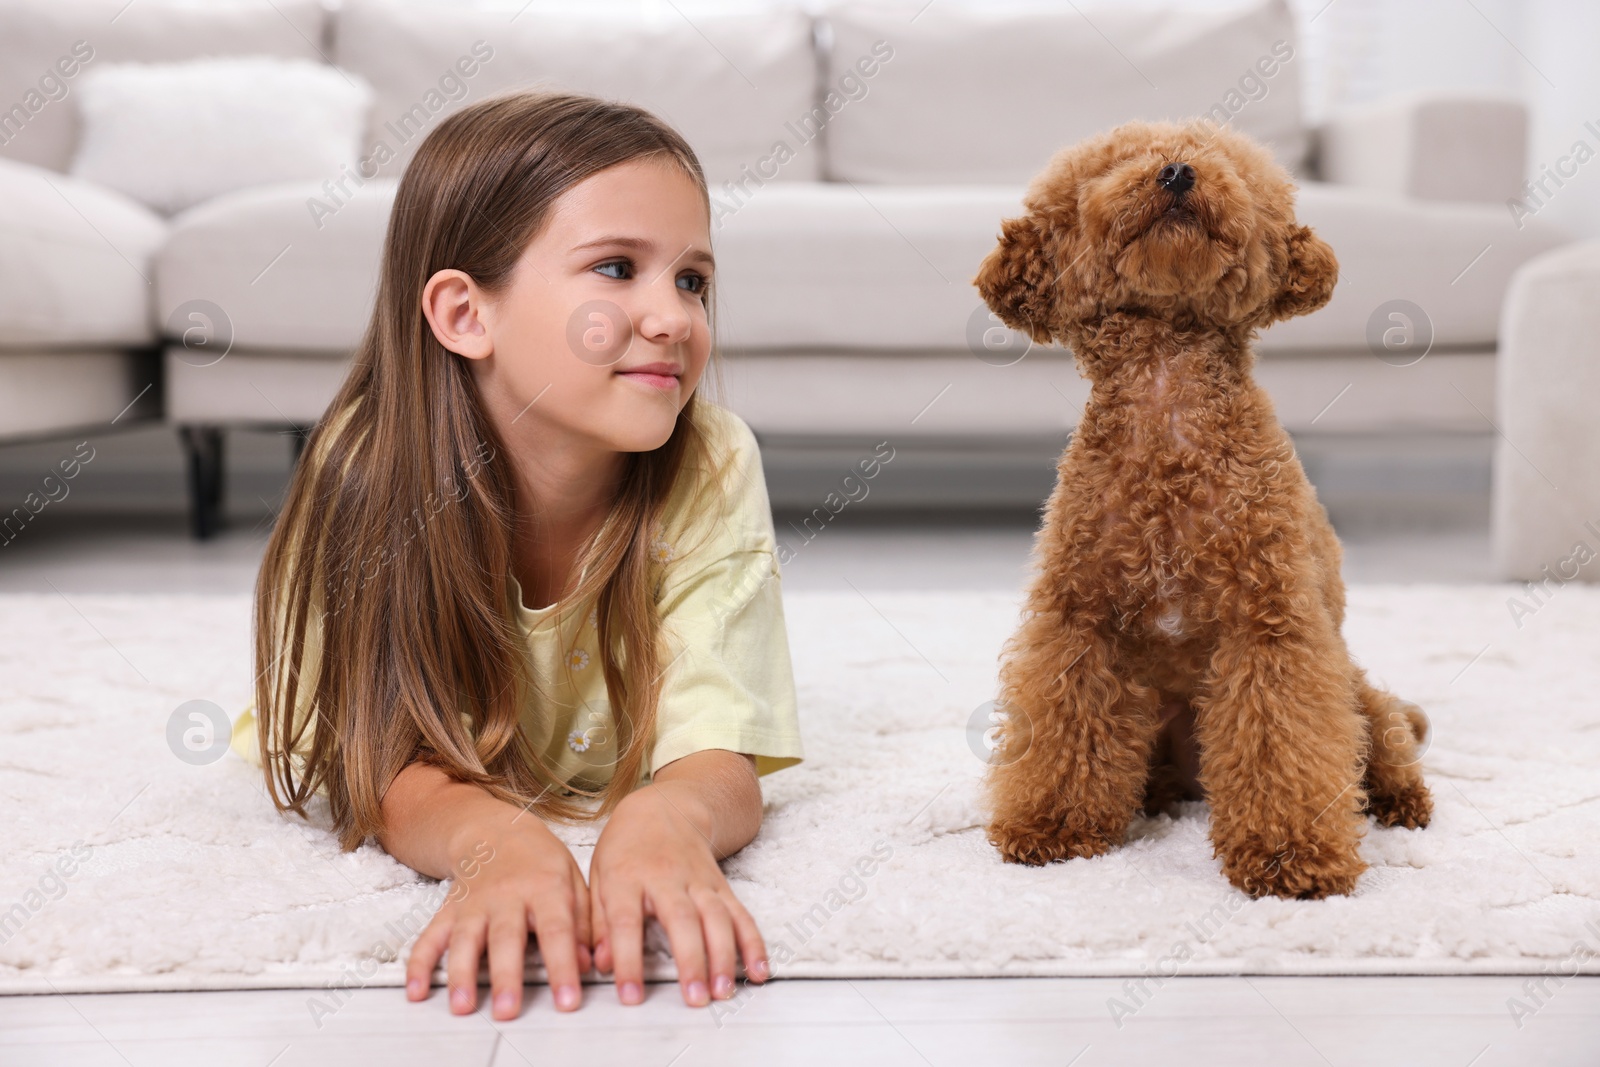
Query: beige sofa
[[1491, 240, 1600, 584], [0, 0, 1569, 536]]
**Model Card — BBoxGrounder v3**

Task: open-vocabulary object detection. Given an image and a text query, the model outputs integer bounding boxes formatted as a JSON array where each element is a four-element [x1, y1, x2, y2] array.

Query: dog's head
[[974, 121, 1336, 343]]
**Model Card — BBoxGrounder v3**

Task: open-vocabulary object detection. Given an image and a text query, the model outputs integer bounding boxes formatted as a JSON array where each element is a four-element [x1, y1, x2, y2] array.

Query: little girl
[[230, 90, 803, 1019]]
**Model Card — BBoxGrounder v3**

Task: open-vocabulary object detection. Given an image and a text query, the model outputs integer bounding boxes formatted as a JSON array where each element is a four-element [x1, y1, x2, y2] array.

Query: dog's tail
[[1400, 702, 1429, 745]]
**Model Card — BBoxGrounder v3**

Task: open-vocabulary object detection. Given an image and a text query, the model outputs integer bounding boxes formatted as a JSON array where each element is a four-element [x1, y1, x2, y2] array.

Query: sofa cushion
[[0, 349, 157, 439], [1316, 91, 1529, 205], [333, 0, 820, 185], [710, 181, 1568, 353], [70, 57, 372, 216], [820, 0, 1307, 184], [0, 158, 166, 348], [0, 0, 326, 175], [164, 347, 350, 425], [715, 350, 1499, 437], [154, 178, 1019, 357], [712, 184, 1028, 352], [1269, 182, 1570, 351], [155, 180, 395, 354], [151, 173, 1567, 358]]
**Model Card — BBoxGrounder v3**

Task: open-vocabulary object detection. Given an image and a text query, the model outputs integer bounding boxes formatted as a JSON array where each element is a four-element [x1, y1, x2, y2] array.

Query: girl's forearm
[[377, 760, 530, 879], [381, 750, 762, 876], [645, 749, 763, 859]]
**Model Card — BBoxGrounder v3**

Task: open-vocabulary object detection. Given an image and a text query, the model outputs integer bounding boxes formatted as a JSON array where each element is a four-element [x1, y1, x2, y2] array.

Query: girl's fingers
[[689, 886, 738, 1001], [571, 867, 594, 975], [530, 892, 583, 1012], [484, 912, 528, 1021], [405, 916, 452, 1001], [445, 919, 487, 1014], [589, 886, 613, 976], [655, 893, 710, 1007], [725, 892, 772, 984], [603, 890, 646, 1005]]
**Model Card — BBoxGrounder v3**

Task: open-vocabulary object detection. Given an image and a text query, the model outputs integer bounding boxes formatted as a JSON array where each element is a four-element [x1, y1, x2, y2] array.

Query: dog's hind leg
[[984, 611, 1163, 866], [1355, 675, 1433, 829]]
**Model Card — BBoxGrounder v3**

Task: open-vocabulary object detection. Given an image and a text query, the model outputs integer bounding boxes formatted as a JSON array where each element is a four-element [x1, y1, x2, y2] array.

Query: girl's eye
[[595, 259, 708, 298]]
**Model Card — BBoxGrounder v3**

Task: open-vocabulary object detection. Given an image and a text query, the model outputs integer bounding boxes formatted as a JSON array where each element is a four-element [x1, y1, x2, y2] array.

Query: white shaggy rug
[[3, 585, 1600, 994]]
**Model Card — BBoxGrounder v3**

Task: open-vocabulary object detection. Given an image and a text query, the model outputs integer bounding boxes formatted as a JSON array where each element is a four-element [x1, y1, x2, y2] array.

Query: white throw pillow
[[69, 56, 372, 216]]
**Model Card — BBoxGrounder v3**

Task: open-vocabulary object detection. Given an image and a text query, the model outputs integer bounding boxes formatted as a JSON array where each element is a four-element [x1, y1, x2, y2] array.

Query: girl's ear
[[973, 214, 1058, 344], [1265, 224, 1338, 325], [422, 269, 494, 360]]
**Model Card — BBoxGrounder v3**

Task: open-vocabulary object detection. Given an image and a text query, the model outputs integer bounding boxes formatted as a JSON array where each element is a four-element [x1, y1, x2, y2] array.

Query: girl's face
[[427, 156, 715, 456]]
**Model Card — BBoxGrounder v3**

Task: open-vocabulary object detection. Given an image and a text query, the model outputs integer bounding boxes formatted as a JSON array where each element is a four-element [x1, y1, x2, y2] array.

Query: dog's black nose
[[1158, 162, 1196, 196]]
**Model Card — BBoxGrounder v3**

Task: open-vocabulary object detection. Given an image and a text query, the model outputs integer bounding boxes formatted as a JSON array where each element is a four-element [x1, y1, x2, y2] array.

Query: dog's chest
[[1090, 408, 1225, 640], [1088, 485, 1221, 642], [1150, 598, 1189, 638], [1069, 356, 1276, 641]]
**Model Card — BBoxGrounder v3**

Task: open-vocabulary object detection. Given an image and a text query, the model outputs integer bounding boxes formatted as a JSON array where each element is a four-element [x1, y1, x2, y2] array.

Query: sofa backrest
[[819, 0, 1307, 184], [0, 0, 1310, 191], [333, 0, 821, 186], [0, 0, 326, 175]]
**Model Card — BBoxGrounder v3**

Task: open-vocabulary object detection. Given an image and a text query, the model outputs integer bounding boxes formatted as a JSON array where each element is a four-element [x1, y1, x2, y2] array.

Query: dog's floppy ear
[[974, 213, 1058, 344], [1265, 224, 1338, 324]]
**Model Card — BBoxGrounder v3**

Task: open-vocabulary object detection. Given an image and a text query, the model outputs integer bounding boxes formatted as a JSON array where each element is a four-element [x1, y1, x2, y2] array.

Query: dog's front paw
[[1366, 781, 1433, 829], [988, 816, 1119, 866], [1220, 837, 1367, 900]]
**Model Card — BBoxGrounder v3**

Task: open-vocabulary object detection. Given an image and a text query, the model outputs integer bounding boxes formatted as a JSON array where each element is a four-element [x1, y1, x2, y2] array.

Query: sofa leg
[[179, 425, 226, 540]]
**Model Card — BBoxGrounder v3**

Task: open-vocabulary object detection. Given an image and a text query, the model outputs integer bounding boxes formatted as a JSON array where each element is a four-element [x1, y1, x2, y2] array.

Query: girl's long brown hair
[[252, 90, 727, 850]]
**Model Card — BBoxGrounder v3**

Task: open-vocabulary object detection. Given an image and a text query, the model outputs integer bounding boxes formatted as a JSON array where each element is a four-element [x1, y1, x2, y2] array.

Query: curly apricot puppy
[[974, 121, 1432, 900]]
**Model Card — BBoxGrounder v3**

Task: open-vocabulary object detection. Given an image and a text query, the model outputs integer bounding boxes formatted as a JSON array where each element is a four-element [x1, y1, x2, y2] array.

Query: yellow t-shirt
[[230, 398, 803, 794]]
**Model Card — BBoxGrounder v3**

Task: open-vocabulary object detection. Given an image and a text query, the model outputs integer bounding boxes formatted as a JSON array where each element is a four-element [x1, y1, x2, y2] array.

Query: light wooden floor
[[5, 976, 1598, 1065]]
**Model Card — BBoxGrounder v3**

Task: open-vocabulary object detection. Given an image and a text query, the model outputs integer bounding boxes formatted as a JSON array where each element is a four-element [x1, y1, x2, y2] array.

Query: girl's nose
[[633, 276, 696, 346]]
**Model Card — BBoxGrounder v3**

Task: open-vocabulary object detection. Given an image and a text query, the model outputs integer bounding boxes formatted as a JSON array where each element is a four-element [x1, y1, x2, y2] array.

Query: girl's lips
[[616, 371, 679, 390]]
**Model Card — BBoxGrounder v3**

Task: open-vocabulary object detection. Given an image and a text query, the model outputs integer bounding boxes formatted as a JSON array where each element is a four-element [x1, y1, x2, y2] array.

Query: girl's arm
[[380, 761, 594, 1019], [588, 748, 773, 1007]]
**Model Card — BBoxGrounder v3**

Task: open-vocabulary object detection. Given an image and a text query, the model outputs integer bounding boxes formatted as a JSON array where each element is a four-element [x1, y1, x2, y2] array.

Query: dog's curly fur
[[973, 120, 1432, 900]]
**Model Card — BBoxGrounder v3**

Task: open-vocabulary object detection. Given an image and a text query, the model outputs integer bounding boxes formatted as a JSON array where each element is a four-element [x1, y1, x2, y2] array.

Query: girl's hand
[[588, 772, 771, 1007], [403, 816, 593, 1019]]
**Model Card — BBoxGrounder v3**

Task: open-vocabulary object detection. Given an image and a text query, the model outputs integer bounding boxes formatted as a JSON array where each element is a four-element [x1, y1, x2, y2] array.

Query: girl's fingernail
[[406, 978, 423, 998], [555, 984, 580, 1011], [493, 991, 516, 1016], [750, 958, 770, 980], [686, 980, 708, 1005], [620, 981, 643, 1005], [451, 986, 472, 1012], [712, 974, 734, 999]]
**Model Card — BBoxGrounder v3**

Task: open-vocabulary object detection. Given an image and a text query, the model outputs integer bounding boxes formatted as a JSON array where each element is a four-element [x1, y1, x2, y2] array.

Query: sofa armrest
[[1313, 91, 1527, 204]]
